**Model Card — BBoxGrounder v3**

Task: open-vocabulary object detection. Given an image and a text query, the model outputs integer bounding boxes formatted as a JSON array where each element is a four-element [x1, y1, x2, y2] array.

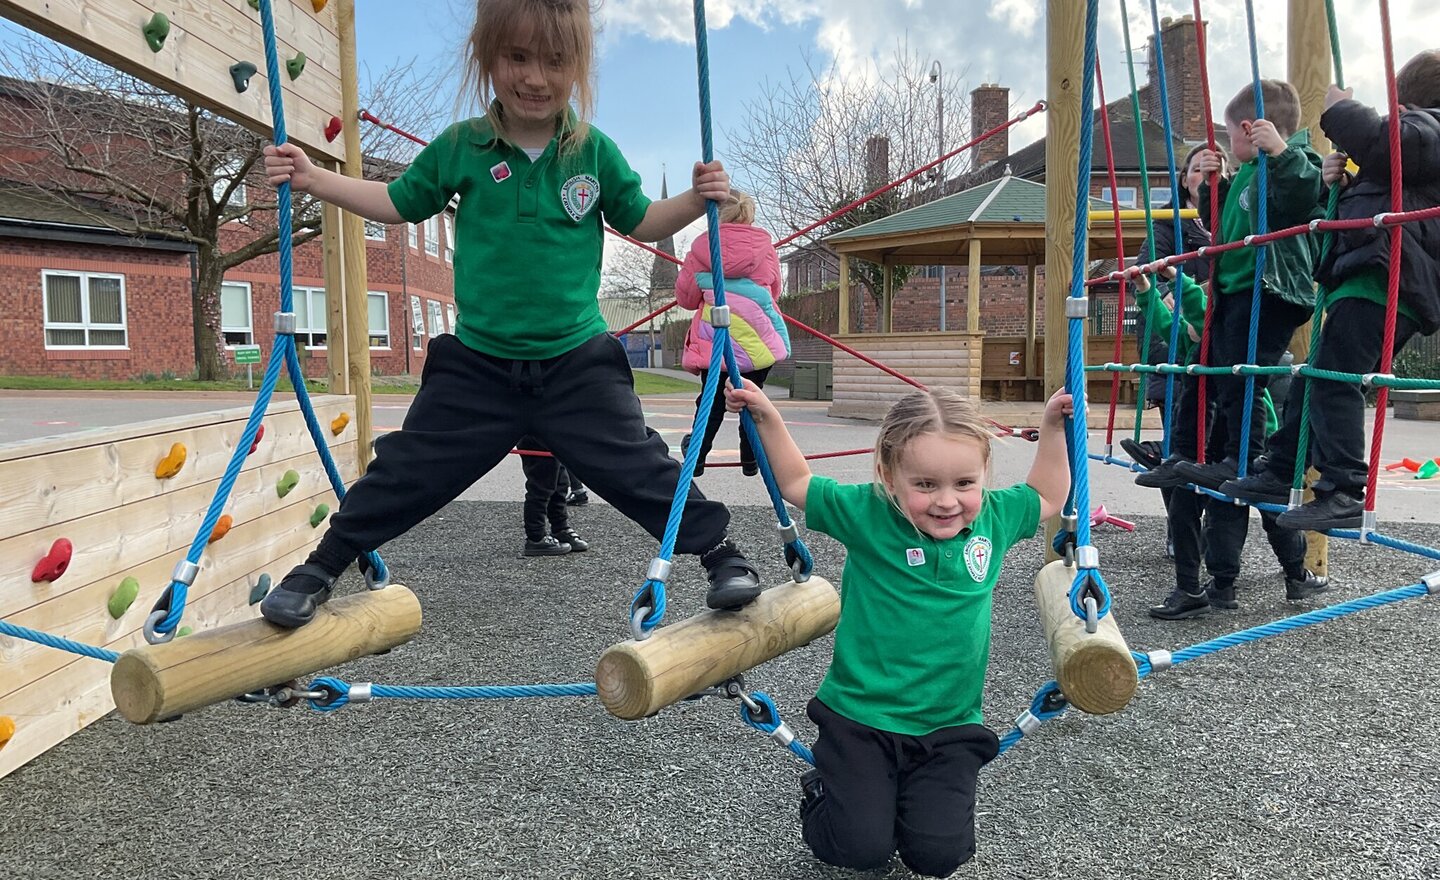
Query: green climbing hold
[[287, 52, 307, 81], [277, 469, 300, 498], [310, 504, 330, 528], [108, 576, 140, 620], [230, 61, 258, 94], [177, 626, 193, 638], [248, 573, 272, 605], [143, 13, 170, 53], [248, 0, 259, 9]]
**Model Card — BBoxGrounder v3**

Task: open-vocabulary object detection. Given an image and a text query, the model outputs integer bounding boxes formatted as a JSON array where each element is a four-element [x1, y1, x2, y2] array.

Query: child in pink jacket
[[677, 190, 791, 475]]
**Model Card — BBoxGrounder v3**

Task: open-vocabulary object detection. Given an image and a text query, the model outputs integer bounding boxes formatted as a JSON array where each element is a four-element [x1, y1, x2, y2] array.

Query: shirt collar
[[466, 104, 580, 149]]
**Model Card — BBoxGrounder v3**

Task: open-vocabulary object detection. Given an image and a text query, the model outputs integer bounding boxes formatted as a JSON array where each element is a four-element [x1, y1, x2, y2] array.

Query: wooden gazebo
[[823, 173, 1156, 419]]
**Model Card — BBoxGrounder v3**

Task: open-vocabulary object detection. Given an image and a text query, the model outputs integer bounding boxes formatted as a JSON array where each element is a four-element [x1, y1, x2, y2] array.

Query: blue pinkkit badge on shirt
[[490, 161, 511, 183], [905, 547, 925, 567]]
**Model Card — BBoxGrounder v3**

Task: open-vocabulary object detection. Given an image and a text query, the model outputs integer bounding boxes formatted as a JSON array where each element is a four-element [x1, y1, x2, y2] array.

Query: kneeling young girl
[[725, 381, 1071, 876]]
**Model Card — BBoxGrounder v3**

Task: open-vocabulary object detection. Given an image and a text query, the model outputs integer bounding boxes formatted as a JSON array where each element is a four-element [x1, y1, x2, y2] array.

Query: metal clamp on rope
[[345, 682, 373, 703], [1291, 362, 1306, 376], [1065, 297, 1088, 319], [1231, 364, 1246, 375], [1288, 488, 1305, 510], [1196, 246, 1208, 258], [1309, 219, 1323, 233], [1185, 363, 1199, 375], [171, 560, 200, 587], [1360, 510, 1377, 544], [768, 722, 797, 749], [646, 557, 672, 583], [1146, 650, 1173, 673], [273, 311, 297, 336], [1422, 571, 1440, 595], [1372, 212, 1391, 228], [1083, 595, 1099, 634], [1243, 234, 1257, 247], [1075, 545, 1099, 570], [777, 521, 800, 544], [708, 305, 732, 328], [1361, 373, 1392, 389], [1014, 709, 1041, 736]]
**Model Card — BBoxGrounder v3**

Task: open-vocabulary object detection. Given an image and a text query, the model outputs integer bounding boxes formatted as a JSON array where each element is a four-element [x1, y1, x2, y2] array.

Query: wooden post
[[337, 0, 374, 471], [1033, 560, 1137, 715], [1289, 0, 1330, 576], [322, 194, 348, 393], [838, 254, 851, 335], [110, 585, 423, 724], [595, 577, 838, 720], [1043, 0, 1084, 559], [882, 261, 894, 333], [1026, 259, 1039, 381], [966, 238, 982, 333]]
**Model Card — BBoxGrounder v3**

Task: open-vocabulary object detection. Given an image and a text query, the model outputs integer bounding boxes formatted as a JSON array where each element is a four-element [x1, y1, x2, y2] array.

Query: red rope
[[616, 300, 679, 337], [358, 110, 429, 146], [1095, 62, 1129, 447], [1191, 2, 1221, 465], [1366, 0, 1405, 516]]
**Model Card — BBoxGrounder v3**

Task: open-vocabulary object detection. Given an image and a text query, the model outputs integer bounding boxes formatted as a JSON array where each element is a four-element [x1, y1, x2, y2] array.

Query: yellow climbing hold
[[310, 503, 330, 527], [0, 716, 14, 749], [208, 514, 234, 545], [277, 469, 300, 498], [331, 412, 350, 436], [155, 442, 187, 479], [108, 576, 140, 620]]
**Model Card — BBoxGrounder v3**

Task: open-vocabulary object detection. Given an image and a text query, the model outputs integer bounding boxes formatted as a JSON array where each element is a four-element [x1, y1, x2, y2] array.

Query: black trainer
[[523, 535, 571, 557], [799, 768, 825, 818], [680, 433, 704, 477], [1221, 469, 1292, 505], [1173, 457, 1239, 492], [1148, 588, 1211, 620], [1276, 491, 1364, 531], [566, 489, 589, 506], [552, 527, 589, 552], [261, 562, 340, 628], [1205, 579, 1239, 610], [701, 539, 762, 610], [1119, 437, 1163, 471], [742, 459, 759, 477], [1284, 569, 1330, 601], [1135, 456, 1194, 489]]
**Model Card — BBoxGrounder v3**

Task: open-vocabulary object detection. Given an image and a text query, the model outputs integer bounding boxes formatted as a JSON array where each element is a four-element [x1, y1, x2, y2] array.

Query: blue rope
[[737, 692, 815, 765], [0, 620, 119, 663], [997, 681, 1068, 755], [306, 676, 597, 711], [1235, 0, 1268, 480], [1060, 0, 1112, 623], [1146, 0, 1195, 462], [155, 0, 387, 632]]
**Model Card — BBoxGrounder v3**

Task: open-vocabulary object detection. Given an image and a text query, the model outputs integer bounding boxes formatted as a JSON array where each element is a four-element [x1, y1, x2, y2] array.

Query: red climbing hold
[[31, 538, 73, 583], [324, 116, 343, 142], [249, 424, 266, 455]]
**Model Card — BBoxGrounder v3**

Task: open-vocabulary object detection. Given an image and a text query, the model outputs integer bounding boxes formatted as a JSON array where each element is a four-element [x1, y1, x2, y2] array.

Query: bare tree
[[600, 238, 675, 365], [0, 35, 444, 379], [725, 44, 969, 321]]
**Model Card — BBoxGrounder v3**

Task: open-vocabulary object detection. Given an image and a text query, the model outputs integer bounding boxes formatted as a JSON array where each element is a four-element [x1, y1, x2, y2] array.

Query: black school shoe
[[553, 527, 589, 552], [680, 433, 705, 477], [1148, 587, 1211, 620], [261, 562, 341, 628], [1173, 457, 1239, 492], [1135, 456, 1194, 489], [1222, 469, 1293, 505], [523, 535, 571, 557], [1284, 569, 1330, 601], [1119, 437, 1164, 471], [1276, 492, 1364, 531], [566, 489, 589, 506], [1205, 579, 1239, 610], [799, 768, 825, 818], [701, 538, 762, 610]]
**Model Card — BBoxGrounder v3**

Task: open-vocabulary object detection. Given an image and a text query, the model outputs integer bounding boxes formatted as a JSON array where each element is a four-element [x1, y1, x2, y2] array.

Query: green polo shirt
[[387, 115, 653, 359], [1325, 268, 1420, 325], [807, 476, 1041, 736]]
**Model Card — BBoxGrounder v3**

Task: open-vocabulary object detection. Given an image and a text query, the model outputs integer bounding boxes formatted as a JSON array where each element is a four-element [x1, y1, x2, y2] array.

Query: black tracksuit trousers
[[516, 435, 571, 542], [313, 332, 731, 565]]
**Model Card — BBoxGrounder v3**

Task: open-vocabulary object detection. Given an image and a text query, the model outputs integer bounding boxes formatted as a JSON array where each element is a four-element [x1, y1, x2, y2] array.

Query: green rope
[[1120, 0, 1159, 442], [1290, 0, 1348, 494], [1089, 362, 1440, 390]]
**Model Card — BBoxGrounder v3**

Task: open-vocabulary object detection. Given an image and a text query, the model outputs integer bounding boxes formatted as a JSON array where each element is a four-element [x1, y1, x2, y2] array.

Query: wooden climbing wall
[[0, 396, 358, 779], [0, 0, 346, 162]]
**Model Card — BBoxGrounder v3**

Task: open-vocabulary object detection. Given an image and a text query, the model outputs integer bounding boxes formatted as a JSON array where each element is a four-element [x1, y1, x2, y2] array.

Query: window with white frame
[[408, 223, 418, 250], [426, 299, 444, 337], [292, 285, 328, 347], [443, 215, 455, 263], [424, 215, 440, 257], [366, 291, 390, 348], [1149, 187, 1174, 208], [1100, 186, 1138, 209], [220, 281, 254, 346], [212, 158, 247, 209], [43, 270, 127, 348], [410, 295, 424, 349], [445, 303, 457, 333], [364, 220, 387, 241]]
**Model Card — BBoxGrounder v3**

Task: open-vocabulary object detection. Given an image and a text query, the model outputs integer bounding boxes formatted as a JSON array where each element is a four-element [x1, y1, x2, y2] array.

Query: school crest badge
[[963, 535, 992, 581], [560, 174, 600, 222]]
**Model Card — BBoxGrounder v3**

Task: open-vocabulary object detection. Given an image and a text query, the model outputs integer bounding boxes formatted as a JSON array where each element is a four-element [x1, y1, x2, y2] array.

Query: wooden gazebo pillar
[[966, 239, 982, 333], [838, 255, 851, 334]]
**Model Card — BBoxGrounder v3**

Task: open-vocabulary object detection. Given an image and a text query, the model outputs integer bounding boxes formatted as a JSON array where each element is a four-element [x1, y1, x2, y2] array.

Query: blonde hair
[[719, 189, 756, 225], [874, 389, 994, 509], [461, 0, 595, 153]]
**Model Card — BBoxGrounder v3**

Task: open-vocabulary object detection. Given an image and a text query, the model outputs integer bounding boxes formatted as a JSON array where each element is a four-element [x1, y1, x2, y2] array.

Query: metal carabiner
[[1083, 595, 1099, 635], [630, 605, 652, 641], [142, 610, 176, 645]]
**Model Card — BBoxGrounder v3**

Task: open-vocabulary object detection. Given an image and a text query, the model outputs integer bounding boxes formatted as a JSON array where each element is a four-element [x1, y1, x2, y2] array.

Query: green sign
[[233, 345, 262, 365]]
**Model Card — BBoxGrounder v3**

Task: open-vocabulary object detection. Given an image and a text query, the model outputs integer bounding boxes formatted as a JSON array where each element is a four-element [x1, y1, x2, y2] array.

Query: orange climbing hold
[[312, 0, 329, 12], [155, 442, 187, 478], [0, 716, 14, 749], [208, 514, 234, 544], [31, 538, 73, 583], [331, 413, 350, 436]]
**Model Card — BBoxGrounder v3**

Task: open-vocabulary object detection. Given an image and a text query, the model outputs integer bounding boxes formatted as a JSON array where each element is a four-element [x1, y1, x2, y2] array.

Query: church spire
[[649, 166, 678, 291]]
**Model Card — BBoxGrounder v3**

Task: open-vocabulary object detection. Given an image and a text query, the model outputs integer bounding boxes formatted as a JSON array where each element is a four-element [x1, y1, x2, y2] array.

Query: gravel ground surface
[[3, 501, 1438, 879]]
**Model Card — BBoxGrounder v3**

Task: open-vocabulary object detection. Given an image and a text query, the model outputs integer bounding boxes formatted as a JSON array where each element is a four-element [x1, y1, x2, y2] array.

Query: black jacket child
[[1318, 99, 1440, 336]]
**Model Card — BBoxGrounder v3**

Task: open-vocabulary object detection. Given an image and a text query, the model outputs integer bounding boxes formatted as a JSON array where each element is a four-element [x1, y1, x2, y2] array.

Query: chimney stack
[[970, 83, 1011, 169], [864, 134, 891, 192], [1145, 14, 1209, 142]]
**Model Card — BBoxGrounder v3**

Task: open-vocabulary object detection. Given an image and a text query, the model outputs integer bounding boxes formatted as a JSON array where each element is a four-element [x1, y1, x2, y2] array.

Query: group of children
[[1127, 54, 1440, 620], [254, 0, 1438, 871]]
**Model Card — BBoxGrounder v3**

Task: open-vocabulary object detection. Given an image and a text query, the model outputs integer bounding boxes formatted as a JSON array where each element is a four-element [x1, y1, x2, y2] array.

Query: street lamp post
[[930, 60, 947, 331]]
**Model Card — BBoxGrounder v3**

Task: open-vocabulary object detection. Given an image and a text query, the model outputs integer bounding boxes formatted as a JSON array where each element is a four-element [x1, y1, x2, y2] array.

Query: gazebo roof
[[824, 174, 1147, 265]]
